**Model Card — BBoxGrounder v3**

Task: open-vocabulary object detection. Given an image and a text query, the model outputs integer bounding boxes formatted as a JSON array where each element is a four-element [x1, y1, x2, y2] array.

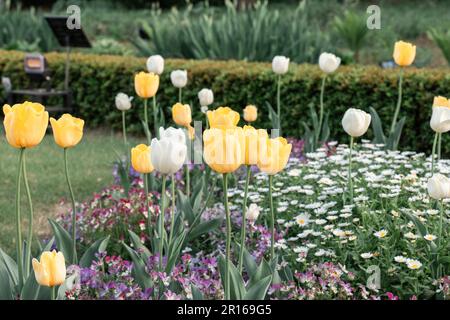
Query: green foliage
[[1, 49, 449, 155], [428, 28, 450, 65], [333, 10, 368, 62]]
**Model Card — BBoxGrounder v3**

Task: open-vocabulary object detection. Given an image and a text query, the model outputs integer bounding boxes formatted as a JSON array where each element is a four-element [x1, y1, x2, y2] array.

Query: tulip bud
[[146, 55, 164, 75], [198, 88, 214, 107], [341, 108, 371, 138], [393, 41, 416, 67], [427, 173, 450, 200], [50, 114, 84, 148], [257, 137, 292, 175], [135, 72, 159, 99], [172, 103, 192, 127], [131, 144, 154, 174], [207, 107, 240, 130], [430, 96, 450, 133], [32, 250, 66, 287], [318, 52, 341, 73], [246, 203, 260, 222], [151, 127, 187, 175], [115, 92, 133, 111], [243, 105, 257, 122], [170, 70, 188, 88], [272, 56, 290, 75]]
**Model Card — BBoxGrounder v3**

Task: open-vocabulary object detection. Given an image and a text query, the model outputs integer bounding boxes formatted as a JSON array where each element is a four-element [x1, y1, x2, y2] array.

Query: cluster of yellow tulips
[[2, 101, 83, 296]]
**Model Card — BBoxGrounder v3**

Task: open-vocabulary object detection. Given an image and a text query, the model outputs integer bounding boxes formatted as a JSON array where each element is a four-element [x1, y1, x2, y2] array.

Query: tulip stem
[[15, 148, 25, 289], [179, 88, 182, 104], [439, 199, 444, 248], [122, 110, 127, 148], [269, 175, 275, 261], [51, 286, 56, 300], [390, 68, 403, 138], [143, 98, 151, 144], [159, 175, 167, 270], [348, 137, 354, 204], [276, 74, 281, 133], [168, 174, 176, 249], [144, 173, 151, 237], [185, 164, 190, 197], [317, 75, 326, 146], [438, 133, 442, 161], [153, 95, 158, 139], [64, 148, 78, 264], [238, 165, 251, 274], [23, 152, 34, 278], [222, 173, 231, 300], [432, 132, 438, 175]]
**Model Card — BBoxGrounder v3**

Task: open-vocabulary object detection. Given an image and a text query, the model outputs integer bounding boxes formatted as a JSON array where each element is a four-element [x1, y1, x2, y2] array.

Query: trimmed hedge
[[1, 49, 450, 154]]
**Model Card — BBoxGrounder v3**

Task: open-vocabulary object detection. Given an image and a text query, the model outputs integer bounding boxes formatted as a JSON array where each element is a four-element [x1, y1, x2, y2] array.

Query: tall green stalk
[[179, 88, 182, 104], [390, 68, 404, 135], [438, 133, 442, 161], [144, 173, 151, 236], [153, 95, 158, 138], [268, 175, 275, 260], [143, 98, 151, 144], [317, 75, 326, 144], [431, 132, 438, 175], [276, 75, 281, 133], [238, 166, 251, 274], [159, 175, 167, 270], [348, 137, 354, 204], [64, 148, 77, 264], [51, 286, 56, 300], [439, 199, 444, 247], [15, 148, 25, 289], [168, 174, 176, 248], [122, 110, 127, 147], [185, 164, 190, 197], [222, 173, 231, 300], [22, 153, 34, 278]]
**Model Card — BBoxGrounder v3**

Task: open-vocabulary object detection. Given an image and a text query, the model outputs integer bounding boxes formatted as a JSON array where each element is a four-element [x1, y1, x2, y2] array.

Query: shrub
[[1, 49, 450, 155]]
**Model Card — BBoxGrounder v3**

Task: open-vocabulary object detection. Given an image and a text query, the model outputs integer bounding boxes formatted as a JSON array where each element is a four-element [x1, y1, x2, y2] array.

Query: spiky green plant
[[333, 10, 368, 63], [428, 28, 450, 65]]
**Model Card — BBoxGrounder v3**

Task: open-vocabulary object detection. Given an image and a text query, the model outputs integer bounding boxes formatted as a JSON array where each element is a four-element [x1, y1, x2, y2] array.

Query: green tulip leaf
[[48, 219, 74, 264], [79, 236, 110, 268]]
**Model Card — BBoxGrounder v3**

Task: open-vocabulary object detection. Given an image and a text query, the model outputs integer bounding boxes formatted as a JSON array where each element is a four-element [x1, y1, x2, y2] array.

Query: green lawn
[[0, 128, 139, 255]]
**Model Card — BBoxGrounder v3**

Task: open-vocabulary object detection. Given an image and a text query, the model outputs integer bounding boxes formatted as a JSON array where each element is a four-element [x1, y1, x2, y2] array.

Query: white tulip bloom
[[159, 127, 186, 145], [151, 127, 187, 175], [272, 56, 290, 75], [170, 70, 188, 88], [342, 108, 371, 138], [427, 173, 450, 200], [146, 55, 164, 75], [430, 106, 450, 133], [198, 88, 214, 107], [246, 203, 260, 222], [115, 92, 133, 111], [319, 52, 341, 73]]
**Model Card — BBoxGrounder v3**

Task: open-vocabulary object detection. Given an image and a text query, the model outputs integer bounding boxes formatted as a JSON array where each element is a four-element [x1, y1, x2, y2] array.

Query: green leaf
[[48, 219, 74, 264], [0, 248, 18, 288], [191, 285, 204, 300], [218, 255, 246, 300], [242, 246, 257, 276], [369, 107, 386, 144], [20, 273, 50, 300], [57, 273, 78, 300], [122, 242, 152, 290], [187, 218, 221, 241], [266, 101, 279, 130], [0, 261, 14, 300], [387, 116, 406, 150], [128, 230, 152, 260], [243, 275, 272, 300], [165, 230, 187, 274], [79, 236, 110, 268]]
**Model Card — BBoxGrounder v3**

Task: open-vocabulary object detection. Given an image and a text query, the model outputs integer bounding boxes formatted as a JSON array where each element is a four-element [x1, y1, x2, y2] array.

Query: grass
[[0, 128, 139, 255]]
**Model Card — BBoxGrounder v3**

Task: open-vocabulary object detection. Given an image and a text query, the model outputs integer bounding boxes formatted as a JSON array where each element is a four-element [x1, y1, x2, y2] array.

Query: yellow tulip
[[131, 144, 154, 174], [32, 250, 66, 287], [207, 107, 240, 129], [257, 137, 292, 175], [134, 71, 159, 98], [243, 125, 268, 165], [172, 103, 192, 127], [2, 101, 48, 148], [393, 41, 416, 67], [433, 96, 449, 108], [243, 105, 258, 122], [49, 114, 84, 148], [203, 127, 245, 173]]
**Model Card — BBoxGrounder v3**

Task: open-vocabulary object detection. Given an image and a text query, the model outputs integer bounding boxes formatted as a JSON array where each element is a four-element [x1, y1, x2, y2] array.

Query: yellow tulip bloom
[[131, 144, 154, 174], [257, 137, 292, 175], [243, 125, 268, 165], [393, 41, 416, 67], [203, 127, 245, 173], [50, 114, 84, 148], [207, 107, 240, 129], [3, 101, 48, 148], [134, 71, 159, 98], [32, 250, 66, 287], [243, 105, 258, 122], [172, 103, 192, 127]]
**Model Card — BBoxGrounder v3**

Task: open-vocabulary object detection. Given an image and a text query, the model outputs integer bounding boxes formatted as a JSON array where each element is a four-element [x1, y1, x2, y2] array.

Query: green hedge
[[1, 49, 450, 154]]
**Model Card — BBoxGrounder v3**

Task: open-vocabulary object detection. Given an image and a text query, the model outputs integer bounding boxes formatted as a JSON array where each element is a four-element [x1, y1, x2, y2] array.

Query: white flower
[[246, 204, 260, 222], [427, 173, 450, 200], [360, 252, 373, 259], [295, 213, 310, 227], [150, 127, 187, 175], [146, 55, 164, 75], [272, 56, 290, 75], [374, 229, 388, 238], [404, 232, 418, 240], [318, 52, 341, 73], [115, 92, 133, 111], [198, 88, 214, 107], [394, 256, 407, 263], [406, 259, 422, 270], [201, 106, 209, 114], [430, 102, 450, 133], [170, 70, 188, 88], [424, 234, 437, 241], [342, 108, 371, 138]]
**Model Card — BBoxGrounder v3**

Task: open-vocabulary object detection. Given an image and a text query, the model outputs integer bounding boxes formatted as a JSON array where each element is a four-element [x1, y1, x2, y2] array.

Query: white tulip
[[146, 55, 164, 75], [246, 204, 260, 222], [198, 88, 214, 107], [427, 173, 450, 200], [151, 127, 187, 175], [430, 106, 450, 133], [319, 52, 341, 73], [342, 108, 371, 138], [272, 56, 290, 75], [115, 92, 133, 111], [159, 126, 186, 145], [170, 70, 188, 88]]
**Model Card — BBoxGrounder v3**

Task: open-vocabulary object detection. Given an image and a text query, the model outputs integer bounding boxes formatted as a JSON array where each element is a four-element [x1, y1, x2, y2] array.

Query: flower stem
[[431, 132, 438, 175], [348, 137, 354, 204], [122, 110, 127, 148], [159, 175, 167, 270], [64, 148, 77, 264], [51, 286, 56, 300], [238, 166, 251, 274], [222, 173, 231, 300], [269, 174, 275, 260], [15, 148, 25, 289], [22, 152, 34, 278], [390, 68, 403, 136], [439, 199, 444, 248], [185, 164, 190, 197], [144, 173, 151, 237], [317, 75, 326, 145], [179, 88, 182, 103], [168, 174, 176, 248], [438, 133, 442, 161], [276, 75, 281, 133], [153, 95, 158, 139], [143, 98, 151, 144]]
